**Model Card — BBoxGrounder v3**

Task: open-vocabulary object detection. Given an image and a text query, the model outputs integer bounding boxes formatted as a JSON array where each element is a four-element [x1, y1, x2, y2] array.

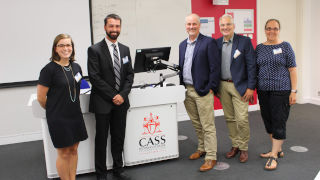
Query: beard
[[106, 31, 120, 40]]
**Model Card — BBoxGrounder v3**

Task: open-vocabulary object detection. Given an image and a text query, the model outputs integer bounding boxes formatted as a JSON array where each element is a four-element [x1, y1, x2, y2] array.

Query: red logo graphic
[[142, 113, 162, 135]]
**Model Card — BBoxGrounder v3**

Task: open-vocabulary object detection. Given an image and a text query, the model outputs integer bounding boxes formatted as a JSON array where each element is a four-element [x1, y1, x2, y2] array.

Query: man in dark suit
[[87, 14, 134, 180], [179, 13, 221, 172], [217, 14, 256, 163]]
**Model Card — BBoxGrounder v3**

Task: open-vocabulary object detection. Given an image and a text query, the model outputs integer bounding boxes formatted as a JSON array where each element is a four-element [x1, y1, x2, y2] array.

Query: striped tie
[[112, 44, 121, 91]]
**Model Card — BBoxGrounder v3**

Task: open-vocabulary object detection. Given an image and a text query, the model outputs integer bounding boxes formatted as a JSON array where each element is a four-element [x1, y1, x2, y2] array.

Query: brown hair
[[265, 19, 281, 30], [50, 34, 75, 62], [104, 14, 122, 26]]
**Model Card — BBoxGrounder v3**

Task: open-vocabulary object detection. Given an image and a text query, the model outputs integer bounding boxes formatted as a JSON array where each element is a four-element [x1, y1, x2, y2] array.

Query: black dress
[[38, 61, 88, 148]]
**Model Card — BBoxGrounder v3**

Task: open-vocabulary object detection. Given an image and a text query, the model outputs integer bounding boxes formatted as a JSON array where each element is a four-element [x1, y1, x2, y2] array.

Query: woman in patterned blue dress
[[255, 19, 297, 170]]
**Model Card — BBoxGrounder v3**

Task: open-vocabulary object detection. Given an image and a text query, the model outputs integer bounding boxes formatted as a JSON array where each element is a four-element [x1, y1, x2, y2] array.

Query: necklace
[[63, 66, 71, 71], [60, 64, 76, 102]]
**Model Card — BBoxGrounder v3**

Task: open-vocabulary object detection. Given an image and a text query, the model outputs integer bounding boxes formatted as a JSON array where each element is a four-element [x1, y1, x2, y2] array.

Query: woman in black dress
[[37, 34, 88, 179]]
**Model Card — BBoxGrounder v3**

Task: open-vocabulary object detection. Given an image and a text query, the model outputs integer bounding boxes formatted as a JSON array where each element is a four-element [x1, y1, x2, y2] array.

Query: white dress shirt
[[105, 37, 121, 67]]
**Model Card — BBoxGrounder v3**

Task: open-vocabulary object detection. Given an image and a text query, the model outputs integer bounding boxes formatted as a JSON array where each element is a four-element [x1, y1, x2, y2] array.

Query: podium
[[31, 85, 185, 178], [123, 85, 185, 166]]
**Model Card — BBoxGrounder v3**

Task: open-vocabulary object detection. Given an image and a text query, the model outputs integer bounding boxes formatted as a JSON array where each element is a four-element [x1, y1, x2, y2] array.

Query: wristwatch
[[291, 89, 298, 93]]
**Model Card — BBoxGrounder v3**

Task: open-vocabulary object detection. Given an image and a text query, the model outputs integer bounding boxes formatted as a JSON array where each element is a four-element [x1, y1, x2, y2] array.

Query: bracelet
[[291, 89, 298, 93]]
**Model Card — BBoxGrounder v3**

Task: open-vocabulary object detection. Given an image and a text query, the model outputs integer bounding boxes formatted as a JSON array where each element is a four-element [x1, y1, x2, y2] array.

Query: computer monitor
[[134, 47, 171, 73]]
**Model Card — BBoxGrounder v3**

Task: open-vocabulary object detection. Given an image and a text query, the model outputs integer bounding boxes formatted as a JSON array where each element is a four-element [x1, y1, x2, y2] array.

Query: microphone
[[159, 60, 180, 70], [151, 56, 160, 61], [162, 72, 179, 79]]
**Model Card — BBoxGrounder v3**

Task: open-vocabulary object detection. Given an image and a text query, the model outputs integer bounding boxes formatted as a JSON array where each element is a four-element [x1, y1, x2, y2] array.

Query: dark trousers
[[257, 90, 291, 140], [94, 105, 128, 175]]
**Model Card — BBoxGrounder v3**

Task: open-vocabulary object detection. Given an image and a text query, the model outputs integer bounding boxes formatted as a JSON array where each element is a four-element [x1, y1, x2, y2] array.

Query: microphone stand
[[152, 59, 180, 88]]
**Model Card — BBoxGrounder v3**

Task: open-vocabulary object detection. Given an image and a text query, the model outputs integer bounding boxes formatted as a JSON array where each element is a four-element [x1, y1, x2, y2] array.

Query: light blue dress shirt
[[183, 37, 198, 85]]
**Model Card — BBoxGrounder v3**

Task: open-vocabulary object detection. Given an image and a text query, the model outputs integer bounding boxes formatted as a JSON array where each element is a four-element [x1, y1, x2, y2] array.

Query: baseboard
[[178, 112, 190, 122], [178, 104, 260, 122], [249, 104, 260, 111], [300, 97, 320, 105], [0, 131, 42, 146], [315, 170, 320, 180]]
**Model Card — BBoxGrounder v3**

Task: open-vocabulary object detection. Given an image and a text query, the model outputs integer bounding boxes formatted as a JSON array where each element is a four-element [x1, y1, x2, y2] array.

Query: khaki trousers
[[219, 81, 250, 151], [184, 85, 217, 160]]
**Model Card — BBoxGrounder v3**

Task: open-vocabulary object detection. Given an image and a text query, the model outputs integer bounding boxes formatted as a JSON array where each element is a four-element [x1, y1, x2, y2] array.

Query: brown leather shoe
[[239, 150, 248, 163], [199, 160, 217, 172], [189, 150, 206, 160], [226, 147, 239, 159]]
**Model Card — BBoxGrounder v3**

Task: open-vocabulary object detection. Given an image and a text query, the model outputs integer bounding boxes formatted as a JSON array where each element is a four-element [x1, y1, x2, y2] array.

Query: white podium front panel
[[124, 103, 179, 166]]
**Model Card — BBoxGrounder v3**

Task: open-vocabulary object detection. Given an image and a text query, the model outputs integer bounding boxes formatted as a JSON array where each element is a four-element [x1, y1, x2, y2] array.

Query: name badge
[[122, 56, 129, 64], [74, 72, 82, 82], [273, 48, 282, 55], [233, 49, 241, 59]]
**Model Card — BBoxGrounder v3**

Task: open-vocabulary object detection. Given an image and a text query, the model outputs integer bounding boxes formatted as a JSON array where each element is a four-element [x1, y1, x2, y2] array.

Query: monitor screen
[[134, 47, 171, 73]]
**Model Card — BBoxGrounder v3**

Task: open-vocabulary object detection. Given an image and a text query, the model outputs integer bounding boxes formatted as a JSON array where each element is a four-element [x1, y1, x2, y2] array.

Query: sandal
[[264, 157, 278, 171], [260, 151, 284, 158]]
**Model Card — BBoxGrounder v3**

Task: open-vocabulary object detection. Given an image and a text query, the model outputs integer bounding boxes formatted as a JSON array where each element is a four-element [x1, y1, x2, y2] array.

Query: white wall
[[295, 0, 320, 105], [296, 0, 311, 104], [0, 87, 41, 145], [257, 0, 297, 50], [308, 0, 320, 104]]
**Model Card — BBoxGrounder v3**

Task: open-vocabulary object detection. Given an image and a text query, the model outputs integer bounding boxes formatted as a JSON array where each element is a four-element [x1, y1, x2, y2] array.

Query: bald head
[[185, 13, 201, 40], [185, 13, 200, 24]]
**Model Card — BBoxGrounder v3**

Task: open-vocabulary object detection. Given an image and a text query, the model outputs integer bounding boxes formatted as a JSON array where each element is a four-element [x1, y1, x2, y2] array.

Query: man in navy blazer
[[217, 14, 256, 163], [179, 13, 221, 172]]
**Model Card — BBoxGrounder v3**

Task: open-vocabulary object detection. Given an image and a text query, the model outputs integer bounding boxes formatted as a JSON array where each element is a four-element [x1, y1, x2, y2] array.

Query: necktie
[[112, 44, 121, 91]]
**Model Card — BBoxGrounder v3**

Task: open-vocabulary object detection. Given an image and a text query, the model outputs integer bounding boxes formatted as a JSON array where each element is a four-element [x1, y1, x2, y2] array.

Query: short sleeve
[[77, 63, 83, 77], [38, 65, 53, 87], [285, 42, 296, 68], [73, 62, 83, 79]]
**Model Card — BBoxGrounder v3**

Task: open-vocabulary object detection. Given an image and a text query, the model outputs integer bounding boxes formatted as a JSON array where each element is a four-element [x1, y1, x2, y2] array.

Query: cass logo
[[139, 113, 166, 148], [142, 113, 162, 135]]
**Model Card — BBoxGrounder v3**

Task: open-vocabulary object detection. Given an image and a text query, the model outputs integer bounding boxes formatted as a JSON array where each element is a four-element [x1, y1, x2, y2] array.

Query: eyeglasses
[[56, 44, 72, 48], [265, 27, 279, 31]]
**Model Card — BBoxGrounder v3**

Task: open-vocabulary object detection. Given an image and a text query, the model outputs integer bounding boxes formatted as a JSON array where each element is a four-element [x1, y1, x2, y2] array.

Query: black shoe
[[113, 171, 131, 180], [96, 173, 107, 180]]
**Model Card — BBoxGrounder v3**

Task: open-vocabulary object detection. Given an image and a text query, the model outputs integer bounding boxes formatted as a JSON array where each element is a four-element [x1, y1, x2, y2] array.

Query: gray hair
[[219, 14, 234, 24], [185, 13, 200, 24]]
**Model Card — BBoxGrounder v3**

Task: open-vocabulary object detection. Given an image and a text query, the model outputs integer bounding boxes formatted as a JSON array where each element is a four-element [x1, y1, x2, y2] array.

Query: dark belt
[[221, 79, 233, 82]]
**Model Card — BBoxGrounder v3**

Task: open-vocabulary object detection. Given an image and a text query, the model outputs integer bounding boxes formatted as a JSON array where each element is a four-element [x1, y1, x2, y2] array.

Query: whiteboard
[[0, 0, 91, 84], [91, 0, 191, 85]]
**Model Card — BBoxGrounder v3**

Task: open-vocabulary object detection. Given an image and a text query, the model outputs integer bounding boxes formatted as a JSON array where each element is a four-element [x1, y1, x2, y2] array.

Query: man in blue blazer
[[179, 13, 221, 172], [217, 14, 256, 163]]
